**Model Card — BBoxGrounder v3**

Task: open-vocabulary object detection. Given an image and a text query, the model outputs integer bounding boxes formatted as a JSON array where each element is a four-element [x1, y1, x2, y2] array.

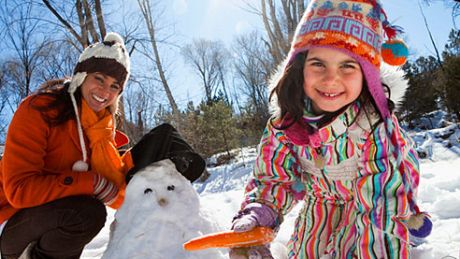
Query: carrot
[[183, 227, 275, 251]]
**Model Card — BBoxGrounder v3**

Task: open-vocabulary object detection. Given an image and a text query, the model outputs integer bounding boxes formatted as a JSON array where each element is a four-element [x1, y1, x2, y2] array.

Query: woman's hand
[[93, 174, 119, 205]]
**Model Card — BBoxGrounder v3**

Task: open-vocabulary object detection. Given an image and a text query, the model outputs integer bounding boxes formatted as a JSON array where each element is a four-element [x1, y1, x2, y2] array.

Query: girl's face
[[303, 47, 363, 114], [81, 72, 121, 112]]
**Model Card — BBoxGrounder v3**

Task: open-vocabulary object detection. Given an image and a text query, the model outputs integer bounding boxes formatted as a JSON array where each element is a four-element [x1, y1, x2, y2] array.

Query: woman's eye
[[110, 84, 121, 91], [95, 76, 104, 84]]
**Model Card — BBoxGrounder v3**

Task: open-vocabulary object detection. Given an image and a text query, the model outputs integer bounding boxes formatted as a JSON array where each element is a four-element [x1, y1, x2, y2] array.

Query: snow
[[82, 122, 460, 259]]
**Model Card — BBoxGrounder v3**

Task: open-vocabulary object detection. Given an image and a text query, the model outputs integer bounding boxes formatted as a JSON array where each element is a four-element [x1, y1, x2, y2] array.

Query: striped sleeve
[[354, 116, 420, 258], [242, 122, 303, 218]]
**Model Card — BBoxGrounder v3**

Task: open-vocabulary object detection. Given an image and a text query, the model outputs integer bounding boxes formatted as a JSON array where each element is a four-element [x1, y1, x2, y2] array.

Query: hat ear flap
[[68, 72, 87, 93], [109, 95, 121, 114]]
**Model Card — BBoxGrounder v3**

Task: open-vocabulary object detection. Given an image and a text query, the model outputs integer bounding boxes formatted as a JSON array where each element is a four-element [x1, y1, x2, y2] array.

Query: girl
[[0, 33, 204, 258], [230, 0, 431, 258]]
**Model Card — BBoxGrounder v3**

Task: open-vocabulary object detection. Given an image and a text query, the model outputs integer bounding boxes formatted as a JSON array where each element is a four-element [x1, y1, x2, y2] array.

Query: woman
[[0, 32, 205, 258]]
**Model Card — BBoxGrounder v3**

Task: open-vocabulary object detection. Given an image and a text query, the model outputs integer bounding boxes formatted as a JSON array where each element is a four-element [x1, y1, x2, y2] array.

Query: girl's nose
[[322, 68, 338, 85]]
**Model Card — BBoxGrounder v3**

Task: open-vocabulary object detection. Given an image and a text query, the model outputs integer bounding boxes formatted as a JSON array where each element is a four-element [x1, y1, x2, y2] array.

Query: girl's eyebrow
[[306, 57, 322, 62], [306, 57, 359, 64]]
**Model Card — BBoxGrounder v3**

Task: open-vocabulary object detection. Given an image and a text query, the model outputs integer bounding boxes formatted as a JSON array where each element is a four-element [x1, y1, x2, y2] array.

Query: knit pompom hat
[[283, 0, 431, 242], [286, 0, 407, 119], [69, 32, 130, 172]]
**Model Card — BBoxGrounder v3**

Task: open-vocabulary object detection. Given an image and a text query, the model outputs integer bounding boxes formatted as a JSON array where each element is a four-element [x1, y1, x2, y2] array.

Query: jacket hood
[[267, 59, 409, 117]]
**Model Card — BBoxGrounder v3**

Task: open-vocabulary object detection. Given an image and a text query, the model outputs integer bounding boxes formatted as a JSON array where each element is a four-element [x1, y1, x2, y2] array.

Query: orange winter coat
[[0, 95, 133, 224]]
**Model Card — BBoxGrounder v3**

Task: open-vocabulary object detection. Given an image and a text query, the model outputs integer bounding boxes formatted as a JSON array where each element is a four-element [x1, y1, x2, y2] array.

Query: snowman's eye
[[167, 185, 175, 191], [144, 188, 152, 194]]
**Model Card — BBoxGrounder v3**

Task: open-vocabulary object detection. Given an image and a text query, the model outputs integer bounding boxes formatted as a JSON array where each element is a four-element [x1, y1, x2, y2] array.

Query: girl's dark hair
[[269, 51, 395, 130], [30, 79, 81, 126], [269, 52, 307, 129]]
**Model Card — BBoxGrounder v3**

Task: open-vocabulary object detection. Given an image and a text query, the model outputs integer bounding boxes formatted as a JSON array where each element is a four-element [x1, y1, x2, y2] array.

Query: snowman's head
[[123, 159, 200, 220]]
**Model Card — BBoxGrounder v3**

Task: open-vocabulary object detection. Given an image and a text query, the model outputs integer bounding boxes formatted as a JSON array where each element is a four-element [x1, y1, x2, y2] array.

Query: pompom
[[407, 213, 432, 238], [72, 160, 89, 172], [382, 39, 408, 66], [104, 32, 125, 46]]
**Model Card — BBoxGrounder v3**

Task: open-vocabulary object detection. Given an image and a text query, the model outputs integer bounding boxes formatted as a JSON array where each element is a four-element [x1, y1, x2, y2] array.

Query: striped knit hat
[[286, 0, 408, 119], [69, 32, 130, 172]]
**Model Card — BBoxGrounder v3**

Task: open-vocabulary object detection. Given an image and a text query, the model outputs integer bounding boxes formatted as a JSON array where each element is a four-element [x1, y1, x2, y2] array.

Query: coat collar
[[283, 101, 378, 147]]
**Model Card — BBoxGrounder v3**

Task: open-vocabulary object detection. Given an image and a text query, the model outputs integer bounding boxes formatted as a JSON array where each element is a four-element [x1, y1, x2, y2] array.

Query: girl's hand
[[229, 246, 274, 259], [229, 203, 278, 259], [232, 203, 279, 231]]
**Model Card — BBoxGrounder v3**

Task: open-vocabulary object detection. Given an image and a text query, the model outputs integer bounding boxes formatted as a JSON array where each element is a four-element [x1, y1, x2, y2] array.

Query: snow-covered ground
[[82, 121, 460, 258]]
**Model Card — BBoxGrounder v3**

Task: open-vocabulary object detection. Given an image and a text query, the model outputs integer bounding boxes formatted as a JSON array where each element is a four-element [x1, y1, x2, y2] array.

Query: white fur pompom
[[72, 160, 89, 172], [104, 32, 125, 46]]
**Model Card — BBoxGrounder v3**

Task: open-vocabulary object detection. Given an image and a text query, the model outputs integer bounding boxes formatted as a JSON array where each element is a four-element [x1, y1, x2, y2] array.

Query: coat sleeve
[[242, 122, 304, 219], [2, 98, 95, 208], [354, 115, 420, 258]]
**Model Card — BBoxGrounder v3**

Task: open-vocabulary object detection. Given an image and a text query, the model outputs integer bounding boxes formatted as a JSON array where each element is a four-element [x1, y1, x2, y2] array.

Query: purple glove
[[229, 203, 279, 259], [232, 203, 279, 232], [229, 246, 273, 259]]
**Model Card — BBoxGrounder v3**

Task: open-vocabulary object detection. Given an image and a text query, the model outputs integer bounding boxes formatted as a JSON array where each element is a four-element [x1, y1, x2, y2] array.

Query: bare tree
[[423, 0, 460, 28], [137, 0, 181, 125], [182, 39, 230, 104], [243, 0, 308, 67], [42, 0, 107, 49], [233, 31, 271, 123], [0, 0, 50, 107]]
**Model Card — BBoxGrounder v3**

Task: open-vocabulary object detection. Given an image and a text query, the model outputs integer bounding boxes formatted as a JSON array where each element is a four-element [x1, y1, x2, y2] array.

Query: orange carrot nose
[[183, 227, 275, 251]]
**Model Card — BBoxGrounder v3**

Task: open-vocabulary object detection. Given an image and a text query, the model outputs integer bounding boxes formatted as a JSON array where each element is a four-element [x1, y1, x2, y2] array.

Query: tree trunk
[[137, 0, 180, 125], [94, 0, 106, 38]]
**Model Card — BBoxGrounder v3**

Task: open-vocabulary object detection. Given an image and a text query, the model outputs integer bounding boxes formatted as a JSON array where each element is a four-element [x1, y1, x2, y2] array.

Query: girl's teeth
[[324, 92, 338, 97], [92, 94, 106, 103]]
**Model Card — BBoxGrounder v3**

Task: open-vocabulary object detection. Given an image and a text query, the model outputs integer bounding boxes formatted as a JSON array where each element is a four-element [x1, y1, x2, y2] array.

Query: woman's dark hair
[[29, 79, 81, 126], [269, 51, 395, 130]]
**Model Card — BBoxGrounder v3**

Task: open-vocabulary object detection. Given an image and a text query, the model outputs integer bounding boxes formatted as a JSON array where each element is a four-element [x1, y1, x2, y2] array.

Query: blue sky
[[163, 0, 456, 107], [172, 0, 456, 58]]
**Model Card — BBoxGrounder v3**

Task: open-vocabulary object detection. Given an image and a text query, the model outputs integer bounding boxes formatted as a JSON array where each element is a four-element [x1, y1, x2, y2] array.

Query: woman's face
[[80, 72, 121, 112], [303, 47, 363, 114]]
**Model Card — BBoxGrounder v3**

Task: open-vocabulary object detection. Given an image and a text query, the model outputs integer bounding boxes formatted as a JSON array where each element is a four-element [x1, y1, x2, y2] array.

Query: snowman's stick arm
[[183, 227, 274, 251]]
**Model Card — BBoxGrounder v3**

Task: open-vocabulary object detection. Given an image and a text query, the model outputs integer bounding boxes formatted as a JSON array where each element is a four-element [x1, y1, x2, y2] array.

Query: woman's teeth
[[92, 94, 106, 103]]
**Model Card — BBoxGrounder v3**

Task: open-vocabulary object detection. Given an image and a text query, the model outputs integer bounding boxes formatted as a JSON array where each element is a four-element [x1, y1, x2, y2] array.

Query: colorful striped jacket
[[242, 101, 420, 258]]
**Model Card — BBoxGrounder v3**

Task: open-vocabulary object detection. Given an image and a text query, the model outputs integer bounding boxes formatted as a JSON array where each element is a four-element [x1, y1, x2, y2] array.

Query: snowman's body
[[102, 159, 225, 259]]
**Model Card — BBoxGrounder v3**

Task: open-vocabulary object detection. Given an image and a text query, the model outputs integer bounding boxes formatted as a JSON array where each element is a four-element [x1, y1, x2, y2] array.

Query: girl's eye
[[341, 64, 359, 73], [310, 62, 324, 67]]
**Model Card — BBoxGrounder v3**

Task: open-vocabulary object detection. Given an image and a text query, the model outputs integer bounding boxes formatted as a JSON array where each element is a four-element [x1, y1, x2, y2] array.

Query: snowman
[[102, 159, 226, 259]]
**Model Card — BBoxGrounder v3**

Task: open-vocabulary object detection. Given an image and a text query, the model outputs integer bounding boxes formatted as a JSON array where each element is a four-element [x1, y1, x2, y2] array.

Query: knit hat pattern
[[69, 32, 130, 95], [286, 0, 406, 119]]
